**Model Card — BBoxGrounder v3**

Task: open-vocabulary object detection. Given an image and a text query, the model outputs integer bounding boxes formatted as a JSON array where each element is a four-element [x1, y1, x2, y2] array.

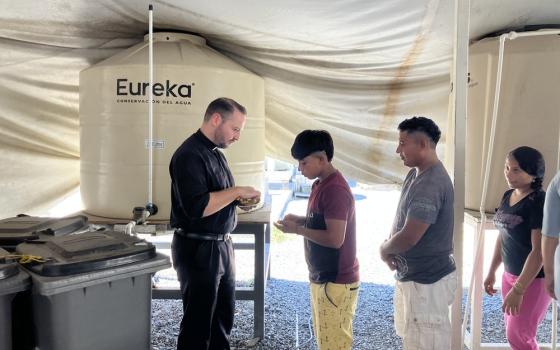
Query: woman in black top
[[484, 146, 550, 350]]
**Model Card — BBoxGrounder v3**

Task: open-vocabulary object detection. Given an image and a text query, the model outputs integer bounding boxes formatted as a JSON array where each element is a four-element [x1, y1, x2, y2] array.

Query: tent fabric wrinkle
[[0, 0, 558, 216]]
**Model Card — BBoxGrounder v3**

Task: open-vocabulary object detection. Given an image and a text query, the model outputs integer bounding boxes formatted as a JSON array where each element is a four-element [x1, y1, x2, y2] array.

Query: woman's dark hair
[[291, 130, 334, 161], [508, 146, 545, 190], [398, 116, 441, 145]]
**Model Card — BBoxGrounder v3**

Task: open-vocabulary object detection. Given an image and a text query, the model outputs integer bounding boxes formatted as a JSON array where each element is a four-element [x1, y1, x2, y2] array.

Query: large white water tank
[[80, 33, 265, 220], [466, 32, 560, 213]]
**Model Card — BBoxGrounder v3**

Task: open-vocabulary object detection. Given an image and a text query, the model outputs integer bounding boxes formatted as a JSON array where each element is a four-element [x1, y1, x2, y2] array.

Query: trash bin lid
[[0, 215, 88, 249], [16, 231, 156, 277]]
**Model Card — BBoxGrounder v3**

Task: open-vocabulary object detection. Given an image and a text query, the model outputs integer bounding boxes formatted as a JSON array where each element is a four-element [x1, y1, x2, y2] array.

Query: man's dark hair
[[398, 116, 441, 145], [291, 130, 334, 161], [508, 146, 546, 190], [204, 97, 246, 122]]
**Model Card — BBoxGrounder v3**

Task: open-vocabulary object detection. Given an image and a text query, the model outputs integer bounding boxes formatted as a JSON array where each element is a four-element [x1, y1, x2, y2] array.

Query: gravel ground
[[152, 285, 557, 349], [152, 280, 401, 350], [151, 187, 559, 349]]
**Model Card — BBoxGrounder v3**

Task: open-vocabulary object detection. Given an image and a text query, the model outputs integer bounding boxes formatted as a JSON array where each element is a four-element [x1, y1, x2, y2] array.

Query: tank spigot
[[133, 207, 148, 224]]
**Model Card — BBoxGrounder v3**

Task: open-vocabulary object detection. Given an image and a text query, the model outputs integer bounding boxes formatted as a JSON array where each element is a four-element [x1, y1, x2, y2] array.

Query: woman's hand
[[544, 274, 556, 299], [483, 273, 497, 296], [502, 289, 523, 315]]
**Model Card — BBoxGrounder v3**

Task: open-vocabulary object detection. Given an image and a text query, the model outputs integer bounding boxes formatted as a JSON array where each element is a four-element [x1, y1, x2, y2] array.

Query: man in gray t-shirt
[[392, 162, 456, 283], [380, 116, 457, 350]]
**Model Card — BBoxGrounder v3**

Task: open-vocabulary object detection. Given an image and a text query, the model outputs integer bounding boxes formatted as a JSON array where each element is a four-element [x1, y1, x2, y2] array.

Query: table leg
[[253, 223, 265, 339]]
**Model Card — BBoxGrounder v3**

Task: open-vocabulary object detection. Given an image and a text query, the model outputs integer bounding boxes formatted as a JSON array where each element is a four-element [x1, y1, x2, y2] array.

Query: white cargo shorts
[[394, 271, 457, 350]]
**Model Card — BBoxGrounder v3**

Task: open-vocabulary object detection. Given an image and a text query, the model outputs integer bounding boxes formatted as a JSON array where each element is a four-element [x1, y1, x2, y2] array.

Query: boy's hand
[[273, 219, 299, 234]]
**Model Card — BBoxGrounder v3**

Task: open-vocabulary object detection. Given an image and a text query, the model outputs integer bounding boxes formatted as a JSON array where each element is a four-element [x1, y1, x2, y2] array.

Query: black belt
[[175, 229, 230, 241]]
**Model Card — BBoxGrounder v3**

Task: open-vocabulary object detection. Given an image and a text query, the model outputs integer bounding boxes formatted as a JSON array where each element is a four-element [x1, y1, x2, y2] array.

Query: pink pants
[[502, 271, 551, 350]]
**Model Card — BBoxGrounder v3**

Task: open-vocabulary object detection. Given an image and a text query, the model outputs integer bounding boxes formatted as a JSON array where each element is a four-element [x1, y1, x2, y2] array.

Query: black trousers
[[171, 233, 236, 350]]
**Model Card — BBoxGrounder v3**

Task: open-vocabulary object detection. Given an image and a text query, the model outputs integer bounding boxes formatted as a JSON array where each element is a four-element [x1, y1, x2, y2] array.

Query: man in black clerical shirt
[[169, 97, 260, 350]]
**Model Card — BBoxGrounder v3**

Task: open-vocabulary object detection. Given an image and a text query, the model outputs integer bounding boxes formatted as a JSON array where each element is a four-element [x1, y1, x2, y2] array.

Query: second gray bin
[[16, 230, 171, 350]]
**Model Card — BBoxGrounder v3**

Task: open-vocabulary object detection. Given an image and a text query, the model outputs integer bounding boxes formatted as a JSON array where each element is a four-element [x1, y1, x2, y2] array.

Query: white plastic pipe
[[507, 29, 560, 40], [125, 221, 136, 236], [461, 33, 505, 348], [552, 303, 557, 350], [555, 94, 560, 350], [147, 4, 154, 206], [295, 312, 299, 348]]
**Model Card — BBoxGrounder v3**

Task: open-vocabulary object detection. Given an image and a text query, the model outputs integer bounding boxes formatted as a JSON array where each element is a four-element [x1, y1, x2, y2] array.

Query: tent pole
[[451, 0, 469, 349]]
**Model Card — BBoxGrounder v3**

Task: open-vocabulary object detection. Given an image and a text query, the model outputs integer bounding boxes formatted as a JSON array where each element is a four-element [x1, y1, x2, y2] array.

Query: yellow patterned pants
[[310, 281, 360, 350]]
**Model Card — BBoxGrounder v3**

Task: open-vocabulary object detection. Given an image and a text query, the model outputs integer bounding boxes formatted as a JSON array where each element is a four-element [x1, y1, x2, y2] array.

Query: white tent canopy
[[1, 0, 559, 216]]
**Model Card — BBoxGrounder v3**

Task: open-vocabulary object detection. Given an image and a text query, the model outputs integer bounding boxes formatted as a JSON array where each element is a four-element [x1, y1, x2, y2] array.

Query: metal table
[[151, 204, 272, 340]]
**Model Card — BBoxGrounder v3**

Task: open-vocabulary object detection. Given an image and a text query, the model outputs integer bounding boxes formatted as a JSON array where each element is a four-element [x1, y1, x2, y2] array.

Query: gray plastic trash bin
[[0, 247, 31, 350], [16, 230, 170, 350]]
